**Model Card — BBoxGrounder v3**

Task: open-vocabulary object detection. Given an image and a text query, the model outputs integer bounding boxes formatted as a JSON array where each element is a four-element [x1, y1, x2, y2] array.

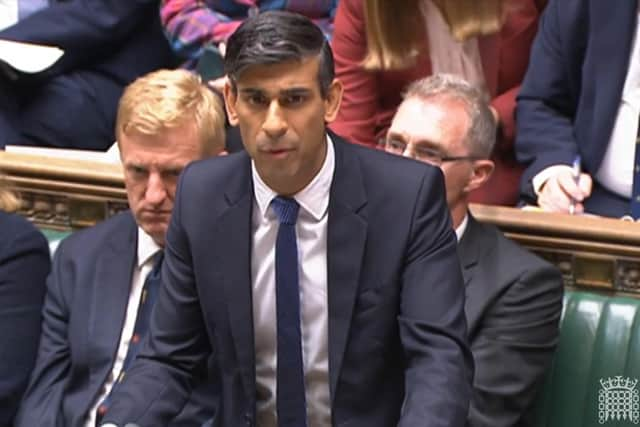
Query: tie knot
[[271, 196, 300, 225]]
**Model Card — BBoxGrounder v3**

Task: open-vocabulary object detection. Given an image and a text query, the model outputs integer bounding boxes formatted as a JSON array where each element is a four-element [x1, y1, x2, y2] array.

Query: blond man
[[15, 69, 225, 427]]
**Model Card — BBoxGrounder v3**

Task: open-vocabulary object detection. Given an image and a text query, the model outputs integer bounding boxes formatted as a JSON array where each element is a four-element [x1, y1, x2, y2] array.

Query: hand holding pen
[[568, 155, 581, 215], [536, 154, 593, 214]]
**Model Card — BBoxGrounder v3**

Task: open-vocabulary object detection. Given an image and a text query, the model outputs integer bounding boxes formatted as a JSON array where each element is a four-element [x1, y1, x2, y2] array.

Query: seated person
[[160, 0, 337, 70], [515, 0, 638, 218], [330, 0, 547, 206], [385, 73, 563, 426], [14, 69, 226, 427], [0, 183, 50, 426], [0, 0, 177, 151]]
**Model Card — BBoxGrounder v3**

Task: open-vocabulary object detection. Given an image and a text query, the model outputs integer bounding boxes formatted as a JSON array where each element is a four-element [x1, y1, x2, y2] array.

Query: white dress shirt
[[251, 136, 334, 427], [533, 7, 640, 199], [85, 228, 161, 427], [455, 213, 469, 242]]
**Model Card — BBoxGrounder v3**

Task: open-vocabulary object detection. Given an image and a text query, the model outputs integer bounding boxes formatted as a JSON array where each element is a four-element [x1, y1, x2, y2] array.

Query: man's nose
[[402, 143, 417, 159], [262, 101, 287, 138], [145, 172, 167, 205]]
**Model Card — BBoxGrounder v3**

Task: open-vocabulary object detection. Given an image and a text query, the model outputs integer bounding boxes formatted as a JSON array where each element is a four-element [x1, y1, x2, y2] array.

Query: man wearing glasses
[[385, 74, 563, 427]]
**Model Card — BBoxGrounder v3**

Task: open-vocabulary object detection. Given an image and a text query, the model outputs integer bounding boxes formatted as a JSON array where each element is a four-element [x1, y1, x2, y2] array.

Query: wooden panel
[[0, 151, 127, 230], [470, 204, 640, 296]]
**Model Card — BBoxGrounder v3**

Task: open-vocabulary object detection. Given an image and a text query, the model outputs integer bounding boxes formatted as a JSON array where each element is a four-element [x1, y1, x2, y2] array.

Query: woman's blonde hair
[[363, 0, 507, 70], [0, 175, 20, 213], [116, 69, 226, 155]]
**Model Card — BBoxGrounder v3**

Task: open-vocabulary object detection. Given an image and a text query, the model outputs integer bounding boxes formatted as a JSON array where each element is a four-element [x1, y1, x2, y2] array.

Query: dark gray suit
[[102, 136, 473, 427], [459, 215, 563, 427], [14, 211, 217, 427]]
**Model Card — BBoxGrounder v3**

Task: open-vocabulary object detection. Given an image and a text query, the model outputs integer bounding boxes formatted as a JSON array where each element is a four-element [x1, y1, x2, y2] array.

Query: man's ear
[[324, 78, 343, 123], [223, 81, 239, 126], [464, 159, 494, 193]]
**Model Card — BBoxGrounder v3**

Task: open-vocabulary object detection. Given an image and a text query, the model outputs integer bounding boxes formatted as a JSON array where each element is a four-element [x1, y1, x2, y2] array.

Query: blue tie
[[95, 250, 164, 424], [271, 196, 307, 427]]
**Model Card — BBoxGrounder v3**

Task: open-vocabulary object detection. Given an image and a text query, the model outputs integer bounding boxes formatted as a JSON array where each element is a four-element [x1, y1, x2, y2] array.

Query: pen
[[569, 155, 581, 215]]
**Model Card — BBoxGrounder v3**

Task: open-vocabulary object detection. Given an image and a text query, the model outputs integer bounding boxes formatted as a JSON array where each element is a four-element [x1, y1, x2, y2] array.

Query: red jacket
[[330, 0, 546, 205]]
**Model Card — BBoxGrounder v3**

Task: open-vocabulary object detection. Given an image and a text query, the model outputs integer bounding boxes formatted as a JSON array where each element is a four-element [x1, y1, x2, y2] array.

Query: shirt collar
[[455, 213, 469, 242], [252, 134, 335, 221], [136, 226, 162, 268]]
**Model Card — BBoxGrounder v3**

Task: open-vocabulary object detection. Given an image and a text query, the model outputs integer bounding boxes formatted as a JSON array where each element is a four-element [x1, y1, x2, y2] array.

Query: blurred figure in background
[[0, 0, 177, 151], [331, 0, 547, 206], [516, 0, 638, 218], [0, 179, 50, 426]]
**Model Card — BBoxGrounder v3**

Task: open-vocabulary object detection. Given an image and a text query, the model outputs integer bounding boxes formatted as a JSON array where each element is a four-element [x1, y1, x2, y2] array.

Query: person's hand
[[537, 170, 593, 214], [207, 76, 227, 94]]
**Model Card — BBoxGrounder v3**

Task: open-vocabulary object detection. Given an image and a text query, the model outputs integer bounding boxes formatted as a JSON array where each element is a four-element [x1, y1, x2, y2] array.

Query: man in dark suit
[[515, 0, 639, 218], [0, 199, 50, 426], [385, 73, 563, 426], [0, 0, 177, 150], [101, 11, 473, 427], [14, 69, 226, 427]]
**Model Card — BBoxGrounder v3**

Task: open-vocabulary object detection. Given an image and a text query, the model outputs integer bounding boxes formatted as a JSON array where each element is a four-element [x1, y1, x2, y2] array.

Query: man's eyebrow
[[280, 87, 312, 96]]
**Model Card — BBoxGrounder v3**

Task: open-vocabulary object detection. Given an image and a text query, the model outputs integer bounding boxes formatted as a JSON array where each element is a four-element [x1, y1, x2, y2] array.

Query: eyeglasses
[[384, 137, 484, 165]]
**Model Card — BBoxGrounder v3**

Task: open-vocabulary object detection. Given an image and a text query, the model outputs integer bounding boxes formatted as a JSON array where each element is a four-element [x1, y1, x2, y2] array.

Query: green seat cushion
[[534, 290, 640, 427]]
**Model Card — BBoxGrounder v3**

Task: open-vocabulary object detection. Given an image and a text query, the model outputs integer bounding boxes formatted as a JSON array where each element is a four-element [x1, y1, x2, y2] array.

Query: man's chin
[[139, 223, 167, 245]]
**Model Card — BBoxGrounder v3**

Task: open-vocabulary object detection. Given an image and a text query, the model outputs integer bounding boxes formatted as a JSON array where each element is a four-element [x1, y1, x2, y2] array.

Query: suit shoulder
[[339, 140, 441, 190], [179, 152, 250, 193], [56, 211, 134, 255], [0, 211, 48, 256], [477, 221, 559, 277]]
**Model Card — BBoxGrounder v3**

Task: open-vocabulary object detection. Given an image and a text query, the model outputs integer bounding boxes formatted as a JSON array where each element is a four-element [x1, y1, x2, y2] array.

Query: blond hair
[[363, 0, 508, 70], [116, 69, 226, 155], [0, 175, 20, 213]]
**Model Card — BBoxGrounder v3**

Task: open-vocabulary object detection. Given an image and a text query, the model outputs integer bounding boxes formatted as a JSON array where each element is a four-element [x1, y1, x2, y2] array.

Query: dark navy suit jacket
[[459, 215, 563, 427], [0, 211, 50, 426], [14, 211, 217, 427], [0, 0, 177, 150], [102, 136, 473, 427], [515, 0, 638, 216]]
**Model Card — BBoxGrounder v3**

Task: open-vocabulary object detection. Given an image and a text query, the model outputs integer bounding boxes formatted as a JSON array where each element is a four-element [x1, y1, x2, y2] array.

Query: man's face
[[224, 57, 342, 195], [387, 97, 473, 208], [119, 123, 202, 246]]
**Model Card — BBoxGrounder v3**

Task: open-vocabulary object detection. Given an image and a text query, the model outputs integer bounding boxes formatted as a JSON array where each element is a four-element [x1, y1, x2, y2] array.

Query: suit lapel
[[326, 137, 368, 403], [457, 214, 485, 333], [89, 213, 137, 376], [215, 154, 256, 400]]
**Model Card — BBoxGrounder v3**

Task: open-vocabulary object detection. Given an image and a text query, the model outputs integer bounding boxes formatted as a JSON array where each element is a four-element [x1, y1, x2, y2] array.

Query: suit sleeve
[[0, 223, 50, 426], [102, 167, 213, 426], [13, 239, 73, 427], [398, 168, 474, 427], [329, 0, 379, 147], [0, 0, 158, 75], [468, 264, 563, 427], [515, 0, 580, 202]]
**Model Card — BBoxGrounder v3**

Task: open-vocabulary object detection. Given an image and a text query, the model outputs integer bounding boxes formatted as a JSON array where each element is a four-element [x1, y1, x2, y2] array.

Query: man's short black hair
[[224, 10, 335, 97]]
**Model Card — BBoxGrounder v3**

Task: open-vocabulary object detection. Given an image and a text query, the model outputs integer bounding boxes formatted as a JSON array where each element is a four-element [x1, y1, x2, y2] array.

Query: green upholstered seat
[[40, 228, 72, 254], [534, 290, 640, 427]]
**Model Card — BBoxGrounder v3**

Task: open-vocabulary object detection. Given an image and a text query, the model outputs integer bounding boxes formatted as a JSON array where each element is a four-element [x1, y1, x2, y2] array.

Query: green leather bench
[[534, 290, 640, 427], [40, 228, 72, 254]]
